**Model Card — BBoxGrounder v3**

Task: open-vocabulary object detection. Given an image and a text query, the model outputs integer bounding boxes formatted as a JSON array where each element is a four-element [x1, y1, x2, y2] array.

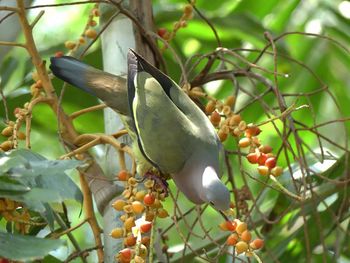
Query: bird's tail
[[50, 56, 129, 115]]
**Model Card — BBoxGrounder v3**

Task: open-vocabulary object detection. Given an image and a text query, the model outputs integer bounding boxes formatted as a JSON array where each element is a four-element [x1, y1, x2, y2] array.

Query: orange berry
[[218, 221, 228, 231], [140, 222, 152, 233], [17, 131, 26, 140], [225, 95, 236, 107], [124, 217, 135, 232], [92, 8, 100, 16], [117, 170, 129, 181], [226, 233, 239, 246], [205, 100, 216, 114], [245, 125, 261, 137], [141, 236, 150, 246], [226, 221, 237, 231], [112, 199, 126, 211], [210, 111, 221, 126], [89, 19, 97, 27], [131, 201, 144, 214], [85, 29, 97, 39], [250, 238, 264, 250], [235, 241, 248, 254], [241, 230, 252, 242], [265, 157, 277, 169], [110, 227, 123, 239], [222, 105, 232, 116], [143, 193, 155, 206], [259, 145, 272, 153], [257, 166, 270, 176], [157, 208, 169, 218], [124, 235, 136, 246], [271, 166, 283, 177], [218, 129, 228, 142], [236, 222, 247, 234], [145, 211, 155, 221]]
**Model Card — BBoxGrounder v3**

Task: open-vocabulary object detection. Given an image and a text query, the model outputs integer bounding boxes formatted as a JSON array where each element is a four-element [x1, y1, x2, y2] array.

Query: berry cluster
[[157, 2, 194, 44], [0, 121, 26, 152], [220, 219, 264, 256], [205, 96, 283, 177], [0, 198, 31, 234], [64, 4, 99, 53], [111, 170, 169, 263]]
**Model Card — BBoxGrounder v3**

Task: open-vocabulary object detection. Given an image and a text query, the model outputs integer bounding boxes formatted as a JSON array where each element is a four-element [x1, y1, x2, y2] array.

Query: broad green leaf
[[0, 232, 64, 261]]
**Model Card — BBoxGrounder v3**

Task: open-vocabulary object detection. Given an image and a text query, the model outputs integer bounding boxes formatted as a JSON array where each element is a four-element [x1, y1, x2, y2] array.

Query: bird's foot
[[143, 171, 169, 196]]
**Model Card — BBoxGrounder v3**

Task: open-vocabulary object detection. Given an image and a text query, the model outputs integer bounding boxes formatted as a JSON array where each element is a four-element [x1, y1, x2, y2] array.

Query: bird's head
[[202, 166, 230, 211]]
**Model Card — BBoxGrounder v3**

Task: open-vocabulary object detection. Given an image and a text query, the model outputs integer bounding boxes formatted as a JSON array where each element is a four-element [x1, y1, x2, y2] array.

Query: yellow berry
[[64, 41, 76, 50], [235, 241, 248, 254], [238, 137, 251, 148], [229, 114, 241, 126], [128, 177, 138, 186], [257, 166, 270, 176], [112, 199, 126, 211], [1, 126, 13, 137], [238, 120, 247, 131], [0, 141, 13, 151], [236, 222, 247, 234], [135, 190, 146, 201], [271, 166, 283, 177], [222, 105, 232, 116], [85, 29, 97, 39], [78, 37, 86, 44], [144, 179, 154, 188], [124, 217, 135, 231], [225, 95, 236, 107], [110, 227, 123, 238], [123, 204, 132, 213]]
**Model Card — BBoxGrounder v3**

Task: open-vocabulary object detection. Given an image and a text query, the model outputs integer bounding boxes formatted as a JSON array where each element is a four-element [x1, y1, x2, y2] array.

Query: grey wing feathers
[[50, 56, 129, 115]]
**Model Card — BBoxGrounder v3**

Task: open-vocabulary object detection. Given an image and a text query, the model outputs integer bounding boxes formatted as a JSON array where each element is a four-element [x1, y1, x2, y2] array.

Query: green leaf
[[0, 149, 83, 213], [0, 232, 64, 261]]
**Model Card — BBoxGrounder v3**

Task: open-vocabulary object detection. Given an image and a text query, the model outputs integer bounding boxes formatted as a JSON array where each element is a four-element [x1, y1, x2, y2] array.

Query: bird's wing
[[127, 50, 200, 174], [50, 56, 129, 115]]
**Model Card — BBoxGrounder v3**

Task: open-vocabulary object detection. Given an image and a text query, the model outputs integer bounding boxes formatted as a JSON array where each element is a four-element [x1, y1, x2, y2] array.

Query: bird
[[50, 49, 230, 211]]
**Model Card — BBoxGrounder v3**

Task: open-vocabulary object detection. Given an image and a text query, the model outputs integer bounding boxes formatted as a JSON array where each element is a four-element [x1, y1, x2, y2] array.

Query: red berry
[[246, 153, 258, 164], [265, 157, 277, 169], [143, 193, 155, 206], [140, 222, 152, 233], [226, 221, 237, 231], [257, 153, 267, 165], [157, 28, 167, 38], [119, 248, 132, 261]]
